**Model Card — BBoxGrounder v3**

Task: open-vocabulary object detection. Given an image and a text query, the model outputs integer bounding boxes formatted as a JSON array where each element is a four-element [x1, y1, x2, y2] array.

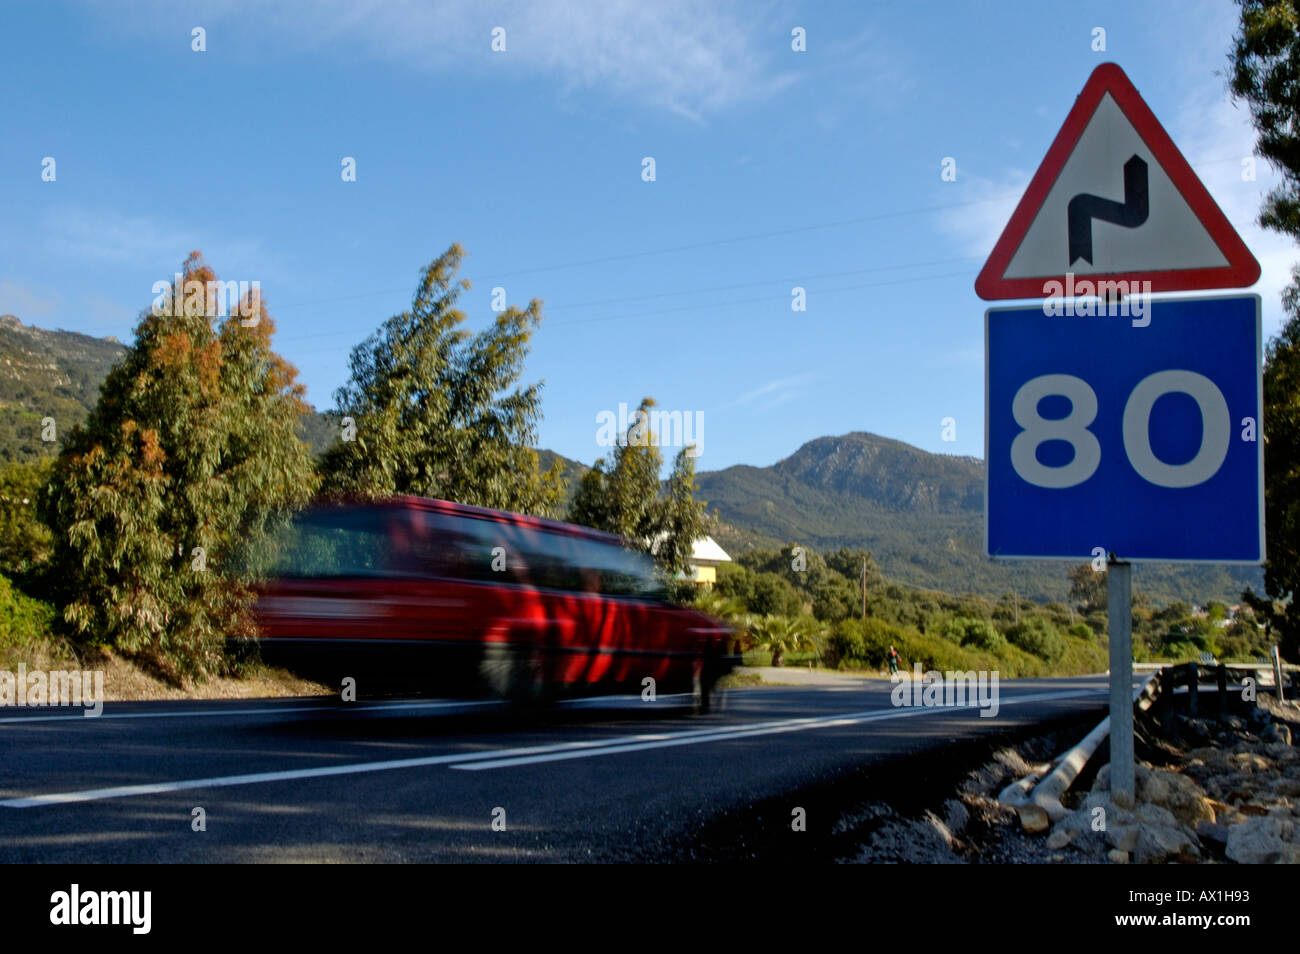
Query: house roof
[[689, 536, 731, 564], [647, 532, 732, 564]]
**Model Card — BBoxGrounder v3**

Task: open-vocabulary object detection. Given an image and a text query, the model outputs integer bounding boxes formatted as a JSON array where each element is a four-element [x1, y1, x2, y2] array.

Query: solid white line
[[0, 688, 1100, 807], [450, 689, 1101, 770], [0, 698, 503, 725], [0, 690, 704, 725]]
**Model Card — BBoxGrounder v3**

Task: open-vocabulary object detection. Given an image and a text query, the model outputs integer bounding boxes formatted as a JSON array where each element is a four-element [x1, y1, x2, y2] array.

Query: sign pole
[[1107, 556, 1134, 807]]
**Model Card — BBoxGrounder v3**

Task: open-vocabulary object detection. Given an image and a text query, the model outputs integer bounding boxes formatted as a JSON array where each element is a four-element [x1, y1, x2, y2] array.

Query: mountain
[[0, 314, 337, 463], [0, 315, 126, 463], [693, 431, 1263, 605]]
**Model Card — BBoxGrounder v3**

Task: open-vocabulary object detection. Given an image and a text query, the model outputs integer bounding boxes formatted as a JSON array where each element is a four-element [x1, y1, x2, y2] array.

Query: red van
[[251, 496, 738, 710]]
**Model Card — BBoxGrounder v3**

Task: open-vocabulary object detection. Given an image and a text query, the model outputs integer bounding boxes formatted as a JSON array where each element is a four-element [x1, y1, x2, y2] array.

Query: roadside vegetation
[[692, 544, 1276, 679]]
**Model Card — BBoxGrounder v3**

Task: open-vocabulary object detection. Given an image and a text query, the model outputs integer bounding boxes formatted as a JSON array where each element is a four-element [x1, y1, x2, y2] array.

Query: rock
[[1208, 799, 1246, 825], [943, 799, 969, 837], [1133, 823, 1201, 865], [1225, 815, 1300, 864], [1108, 849, 1130, 864], [1267, 742, 1299, 761], [1137, 766, 1215, 827], [1196, 820, 1230, 849], [1261, 723, 1293, 746], [1018, 803, 1050, 834], [1046, 829, 1072, 850], [1107, 823, 1140, 853], [1231, 751, 1273, 773], [859, 811, 964, 864]]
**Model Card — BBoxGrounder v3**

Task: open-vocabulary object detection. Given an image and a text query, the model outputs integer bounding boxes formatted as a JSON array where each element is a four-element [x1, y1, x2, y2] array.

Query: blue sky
[[1, 0, 1294, 474]]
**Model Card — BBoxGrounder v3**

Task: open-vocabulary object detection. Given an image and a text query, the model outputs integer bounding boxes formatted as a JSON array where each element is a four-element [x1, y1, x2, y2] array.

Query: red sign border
[[974, 62, 1260, 301]]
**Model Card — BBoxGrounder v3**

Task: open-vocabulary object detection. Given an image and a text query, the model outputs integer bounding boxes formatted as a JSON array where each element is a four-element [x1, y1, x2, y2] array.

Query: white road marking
[[0, 691, 703, 725], [0, 688, 1099, 808], [450, 688, 1099, 770], [0, 698, 504, 725]]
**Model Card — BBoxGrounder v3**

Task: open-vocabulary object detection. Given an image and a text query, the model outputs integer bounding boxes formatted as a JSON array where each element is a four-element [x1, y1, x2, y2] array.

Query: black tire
[[480, 642, 551, 708], [693, 656, 721, 714]]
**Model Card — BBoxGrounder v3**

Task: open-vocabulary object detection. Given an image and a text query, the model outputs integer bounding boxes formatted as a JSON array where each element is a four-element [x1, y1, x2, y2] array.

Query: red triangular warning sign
[[974, 63, 1260, 301]]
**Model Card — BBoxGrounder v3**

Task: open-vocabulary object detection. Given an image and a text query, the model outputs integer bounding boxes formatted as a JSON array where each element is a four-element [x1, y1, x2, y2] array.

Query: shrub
[[943, 616, 1005, 652], [1006, 617, 1067, 661], [0, 571, 55, 648]]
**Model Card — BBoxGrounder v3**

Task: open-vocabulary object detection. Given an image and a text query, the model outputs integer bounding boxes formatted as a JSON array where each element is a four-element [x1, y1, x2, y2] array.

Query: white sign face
[[1001, 93, 1228, 279]]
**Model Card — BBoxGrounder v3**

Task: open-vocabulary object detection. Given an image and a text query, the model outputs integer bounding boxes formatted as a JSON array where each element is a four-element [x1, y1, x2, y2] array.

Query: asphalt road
[[0, 677, 1113, 862]]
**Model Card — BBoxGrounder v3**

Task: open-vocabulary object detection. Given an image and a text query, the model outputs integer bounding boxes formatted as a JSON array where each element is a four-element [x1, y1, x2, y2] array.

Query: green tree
[[748, 614, 820, 667], [1067, 563, 1107, 613], [41, 254, 316, 678], [0, 458, 54, 586], [321, 243, 564, 516], [1232, 1, 1300, 659], [655, 446, 710, 580], [568, 397, 662, 540], [568, 398, 709, 582]]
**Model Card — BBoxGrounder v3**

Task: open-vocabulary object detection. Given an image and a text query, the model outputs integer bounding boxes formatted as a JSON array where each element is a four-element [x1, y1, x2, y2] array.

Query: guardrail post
[[1188, 661, 1198, 717], [1272, 646, 1286, 703], [1217, 664, 1227, 717], [1107, 558, 1134, 808]]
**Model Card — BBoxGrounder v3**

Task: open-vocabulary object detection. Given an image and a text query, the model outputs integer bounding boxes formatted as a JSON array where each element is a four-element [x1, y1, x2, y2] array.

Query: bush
[[0, 571, 55, 648], [1006, 617, 1067, 661], [1066, 621, 1096, 641], [942, 616, 1005, 652], [0, 459, 54, 588]]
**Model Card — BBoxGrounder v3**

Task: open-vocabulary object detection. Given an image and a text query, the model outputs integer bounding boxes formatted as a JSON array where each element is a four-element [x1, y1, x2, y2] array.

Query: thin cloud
[[722, 372, 817, 410], [101, 0, 799, 122]]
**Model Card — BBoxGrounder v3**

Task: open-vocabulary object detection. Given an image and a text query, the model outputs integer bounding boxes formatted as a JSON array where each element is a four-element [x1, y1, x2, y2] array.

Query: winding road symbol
[[1066, 154, 1149, 265]]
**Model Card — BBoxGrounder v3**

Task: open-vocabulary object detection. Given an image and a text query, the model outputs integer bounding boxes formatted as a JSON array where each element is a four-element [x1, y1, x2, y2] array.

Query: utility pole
[[861, 557, 867, 621]]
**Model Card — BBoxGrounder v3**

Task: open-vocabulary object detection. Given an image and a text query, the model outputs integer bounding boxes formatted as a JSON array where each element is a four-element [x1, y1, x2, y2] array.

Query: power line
[[279, 267, 974, 358], [272, 255, 983, 345], [265, 192, 1023, 317]]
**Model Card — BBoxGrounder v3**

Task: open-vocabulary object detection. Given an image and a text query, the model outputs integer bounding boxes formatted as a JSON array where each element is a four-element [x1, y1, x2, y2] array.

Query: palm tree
[[749, 615, 820, 667]]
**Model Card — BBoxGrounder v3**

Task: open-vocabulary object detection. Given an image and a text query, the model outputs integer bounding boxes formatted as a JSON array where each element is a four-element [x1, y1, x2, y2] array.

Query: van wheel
[[693, 658, 720, 714], [480, 643, 550, 707]]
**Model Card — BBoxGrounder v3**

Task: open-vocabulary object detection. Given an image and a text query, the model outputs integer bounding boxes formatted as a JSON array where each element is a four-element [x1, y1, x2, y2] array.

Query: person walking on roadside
[[887, 644, 900, 677]]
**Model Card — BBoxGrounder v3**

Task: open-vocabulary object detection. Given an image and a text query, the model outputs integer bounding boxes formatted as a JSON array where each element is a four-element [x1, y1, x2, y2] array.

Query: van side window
[[268, 507, 390, 577]]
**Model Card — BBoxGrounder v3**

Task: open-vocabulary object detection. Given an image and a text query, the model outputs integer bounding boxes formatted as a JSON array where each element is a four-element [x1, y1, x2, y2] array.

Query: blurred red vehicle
[[251, 496, 738, 710]]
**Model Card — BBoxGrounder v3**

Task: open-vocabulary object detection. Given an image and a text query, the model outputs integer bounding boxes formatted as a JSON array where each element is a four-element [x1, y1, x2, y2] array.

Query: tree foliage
[[1231, 0, 1300, 658], [320, 243, 564, 516], [0, 458, 54, 586], [41, 253, 316, 679], [567, 397, 709, 580]]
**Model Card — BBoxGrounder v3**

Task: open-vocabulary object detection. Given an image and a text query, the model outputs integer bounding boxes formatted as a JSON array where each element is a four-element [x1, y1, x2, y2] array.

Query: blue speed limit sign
[[985, 294, 1263, 562]]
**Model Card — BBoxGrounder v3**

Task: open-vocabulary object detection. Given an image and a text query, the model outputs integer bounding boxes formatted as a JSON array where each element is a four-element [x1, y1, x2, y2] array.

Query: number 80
[[1009, 372, 1233, 490]]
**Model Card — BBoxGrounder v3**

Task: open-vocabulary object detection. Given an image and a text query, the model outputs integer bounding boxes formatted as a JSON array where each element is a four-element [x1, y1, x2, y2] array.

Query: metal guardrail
[[1142, 659, 1296, 717]]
